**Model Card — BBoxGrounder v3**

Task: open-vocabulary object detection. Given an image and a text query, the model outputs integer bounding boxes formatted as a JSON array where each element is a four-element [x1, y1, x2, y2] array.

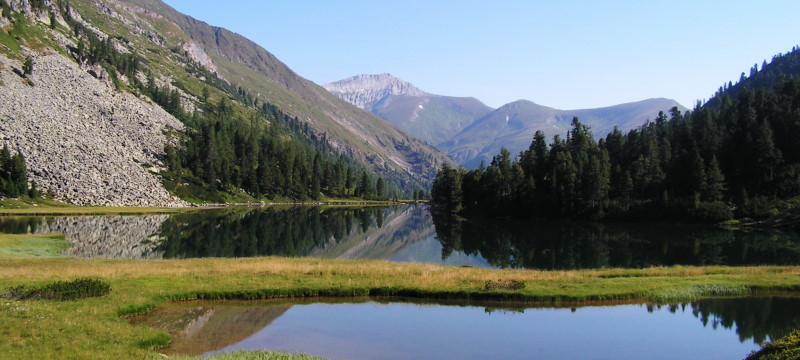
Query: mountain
[[440, 98, 686, 168], [324, 74, 493, 145], [323, 73, 428, 110], [0, 0, 452, 204]]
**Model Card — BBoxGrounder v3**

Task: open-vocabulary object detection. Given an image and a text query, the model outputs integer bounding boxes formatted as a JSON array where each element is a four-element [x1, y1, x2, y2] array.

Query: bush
[[2, 278, 111, 300], [746, 330, 800, 360], [740, 196, 779, 220], [483, 279, 525, 291]]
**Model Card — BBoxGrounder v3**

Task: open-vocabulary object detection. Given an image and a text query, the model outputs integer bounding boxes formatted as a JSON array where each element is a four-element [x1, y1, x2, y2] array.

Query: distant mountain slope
[[109, 0, 451, 191], [325, 74, 492, 146], [440, 98, 685, 168]]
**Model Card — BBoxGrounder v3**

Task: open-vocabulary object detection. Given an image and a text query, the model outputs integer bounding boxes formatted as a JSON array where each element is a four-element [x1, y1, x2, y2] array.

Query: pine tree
[[376, 178, 385, 200]]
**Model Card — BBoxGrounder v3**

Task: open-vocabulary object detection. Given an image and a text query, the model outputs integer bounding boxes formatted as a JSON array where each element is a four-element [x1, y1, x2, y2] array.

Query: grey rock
[[0, 54, 187, 207]]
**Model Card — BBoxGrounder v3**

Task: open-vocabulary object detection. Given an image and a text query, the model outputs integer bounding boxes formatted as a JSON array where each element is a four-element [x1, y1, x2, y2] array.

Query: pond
[[133, 296, 800, 360], [1, 204, 799, 269]]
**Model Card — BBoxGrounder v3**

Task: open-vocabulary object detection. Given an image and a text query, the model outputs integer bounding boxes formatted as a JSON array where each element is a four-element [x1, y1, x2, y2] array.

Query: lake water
[[133, 296, 800, 359], [1, 204, 799, 269]]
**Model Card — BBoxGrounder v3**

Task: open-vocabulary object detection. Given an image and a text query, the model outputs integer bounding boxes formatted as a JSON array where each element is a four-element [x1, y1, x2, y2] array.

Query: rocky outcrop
[[0, 53, 186, 206], [323, 73, 429, 111]]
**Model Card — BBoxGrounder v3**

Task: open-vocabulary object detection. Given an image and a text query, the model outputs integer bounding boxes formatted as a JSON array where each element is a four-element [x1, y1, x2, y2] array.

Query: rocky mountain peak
[[323, 73, 429, 110]]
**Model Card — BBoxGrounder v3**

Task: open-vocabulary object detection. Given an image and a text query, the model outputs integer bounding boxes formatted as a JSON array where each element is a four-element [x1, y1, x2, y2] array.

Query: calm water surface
[[1, 204, 799, 269], [134, 296, 800, 360]]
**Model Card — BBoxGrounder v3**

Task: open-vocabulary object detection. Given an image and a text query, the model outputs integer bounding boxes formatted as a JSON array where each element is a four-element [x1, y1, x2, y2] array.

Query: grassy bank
[[1, 234, 800, 359]]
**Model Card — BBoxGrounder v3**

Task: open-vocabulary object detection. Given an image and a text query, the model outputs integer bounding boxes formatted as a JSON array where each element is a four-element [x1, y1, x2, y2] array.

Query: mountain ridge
[[323, 73, 429, 110], [324, 73, 493, 146], [441, 97, 686, 168]]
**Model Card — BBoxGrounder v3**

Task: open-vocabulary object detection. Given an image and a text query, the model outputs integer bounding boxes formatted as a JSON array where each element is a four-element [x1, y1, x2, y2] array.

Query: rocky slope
[[0, 53, 185, 206]]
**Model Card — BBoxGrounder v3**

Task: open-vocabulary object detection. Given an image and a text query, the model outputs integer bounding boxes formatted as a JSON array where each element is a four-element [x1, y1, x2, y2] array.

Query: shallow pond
[[1, 204, 799, 269], [134, 296, 800, 360]]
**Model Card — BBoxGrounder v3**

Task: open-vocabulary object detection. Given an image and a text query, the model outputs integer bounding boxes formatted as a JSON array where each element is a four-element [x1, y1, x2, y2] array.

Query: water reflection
[[0, 215, 168, 258], [432, 213, 800, 269], [134, 296, 800, 360], [1, 205, 799, 269]]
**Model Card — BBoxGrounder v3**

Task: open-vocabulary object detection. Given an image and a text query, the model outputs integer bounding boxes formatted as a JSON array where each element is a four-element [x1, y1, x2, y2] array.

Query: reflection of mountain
[[0, 215, 168, 259], [134, 302, 291, 355], [308, 205, 433, 260], [307, 205, 491, 267], [389, 234, 492, 268], [432, 214, 800, 269]]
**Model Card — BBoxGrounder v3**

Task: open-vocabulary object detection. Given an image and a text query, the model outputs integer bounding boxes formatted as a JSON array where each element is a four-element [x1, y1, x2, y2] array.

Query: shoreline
[[0, 199, 422, 215]]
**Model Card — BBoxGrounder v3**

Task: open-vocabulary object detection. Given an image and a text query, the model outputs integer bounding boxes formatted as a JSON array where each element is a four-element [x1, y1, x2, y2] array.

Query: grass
[[0, 233, 69, 258], [1, 244, 800, 359], [170, 351, 326, 360]]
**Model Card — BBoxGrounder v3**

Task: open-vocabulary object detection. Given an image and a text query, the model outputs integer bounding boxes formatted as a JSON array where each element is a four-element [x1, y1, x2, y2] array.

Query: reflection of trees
[[687, 297, 800, 344], [157, 206, 393, 258], [0, 216, 43, 234], [431, 214, 800, 269]]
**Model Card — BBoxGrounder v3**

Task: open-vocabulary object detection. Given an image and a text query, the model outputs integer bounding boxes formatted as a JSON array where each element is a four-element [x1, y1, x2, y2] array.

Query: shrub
[[746, 330, 800, 360], [483, 279, 525, 291], [2, 278, 111, 300], [740, 196, 779, 219]]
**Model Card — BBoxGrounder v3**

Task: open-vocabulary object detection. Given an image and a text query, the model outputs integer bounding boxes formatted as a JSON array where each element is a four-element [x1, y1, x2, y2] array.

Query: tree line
[[432, 48, 800, 222]]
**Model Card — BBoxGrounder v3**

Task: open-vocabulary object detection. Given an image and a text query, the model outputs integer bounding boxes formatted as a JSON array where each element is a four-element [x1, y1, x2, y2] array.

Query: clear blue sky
[[162, 0, 800, 110]]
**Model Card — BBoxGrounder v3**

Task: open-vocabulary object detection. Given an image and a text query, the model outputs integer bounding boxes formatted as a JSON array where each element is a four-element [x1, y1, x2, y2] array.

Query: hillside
[[111, 0, 452, 190], [325, 74, 492, 146], [0, 0, 452, 205], [440, 98, 685, 168]]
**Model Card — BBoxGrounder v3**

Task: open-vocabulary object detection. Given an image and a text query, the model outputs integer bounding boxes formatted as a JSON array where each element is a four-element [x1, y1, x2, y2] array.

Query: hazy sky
[[162, 0, 800, 110]]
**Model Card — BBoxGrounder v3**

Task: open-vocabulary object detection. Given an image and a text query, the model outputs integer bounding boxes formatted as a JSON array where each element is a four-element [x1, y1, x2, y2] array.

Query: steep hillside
[[0, 0, 451, 205], [440, 98, 685, 168], [325, 73, 492, 146], [0, 53, 185, 206], [111, 0, 451, 191]]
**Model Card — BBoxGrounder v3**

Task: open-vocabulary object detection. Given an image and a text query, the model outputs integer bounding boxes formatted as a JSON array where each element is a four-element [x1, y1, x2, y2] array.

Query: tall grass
[[647, 284, 748, 302]]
